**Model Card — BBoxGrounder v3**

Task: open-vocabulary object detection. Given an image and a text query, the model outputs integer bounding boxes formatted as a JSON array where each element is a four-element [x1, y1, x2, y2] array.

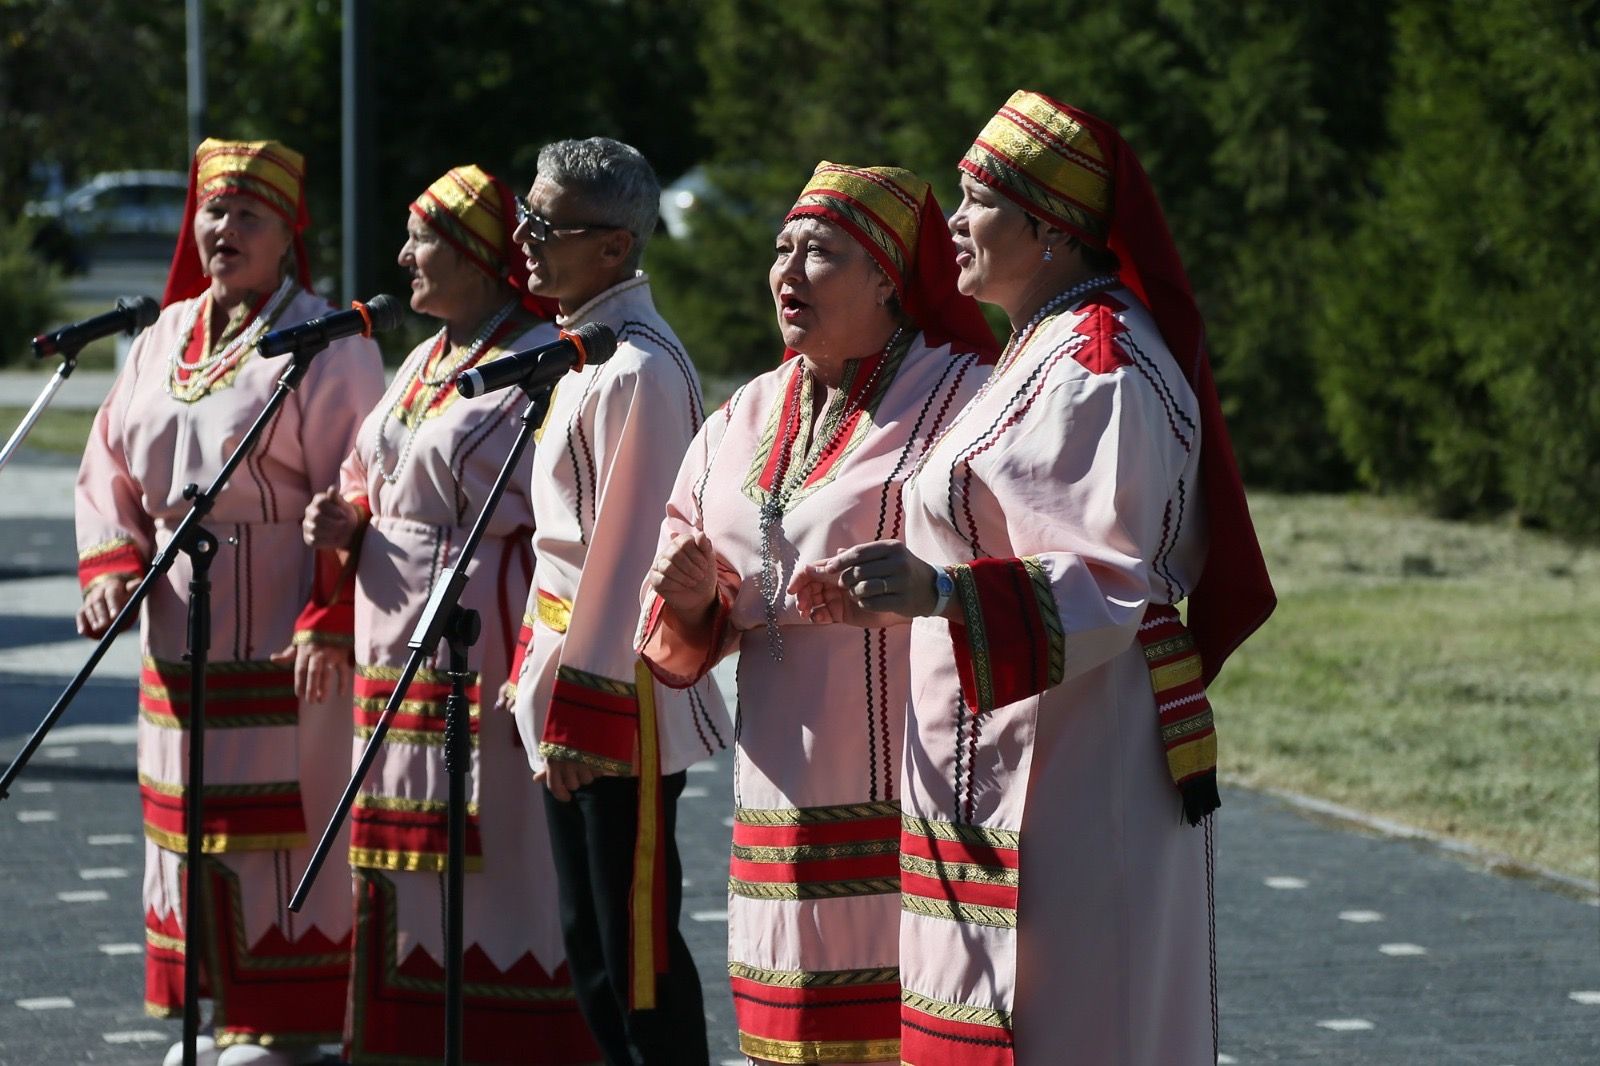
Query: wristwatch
[[930, 566, 955, 617]]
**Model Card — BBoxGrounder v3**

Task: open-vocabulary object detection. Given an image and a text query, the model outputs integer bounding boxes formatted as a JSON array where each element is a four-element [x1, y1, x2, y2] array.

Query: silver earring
[[1042, 246, 1054, 263]]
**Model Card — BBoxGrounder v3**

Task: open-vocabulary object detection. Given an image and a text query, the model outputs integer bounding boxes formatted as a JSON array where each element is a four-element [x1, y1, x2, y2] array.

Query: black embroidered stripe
[[863, 627, 879, 802], [964, 707, 983, 824], [732, 989, 900, 1011], [449, 388, 519, 525], [876, 627, 892, 798], [951, 687, 966, 823], [1152, 499, 1178, 604], [1167, 478, 1190, 601], [1123, 333, 1196, 450], [620, 321, 704, 431], [946, 347, 1064, 554], [900, 1017, 1013, 1048]]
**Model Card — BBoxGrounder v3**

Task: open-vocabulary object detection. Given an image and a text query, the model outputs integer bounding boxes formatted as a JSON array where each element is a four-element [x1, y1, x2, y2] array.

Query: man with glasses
[[506, 137, 729, 1064]]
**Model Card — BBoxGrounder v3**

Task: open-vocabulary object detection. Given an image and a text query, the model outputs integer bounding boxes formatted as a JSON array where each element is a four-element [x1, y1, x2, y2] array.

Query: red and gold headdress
[[162, 138, 311, 306], [785, 162, 997, 360], [411, 164, 554, 317], [966, 90, 1275, 683], [960, 90, 1113, 249]]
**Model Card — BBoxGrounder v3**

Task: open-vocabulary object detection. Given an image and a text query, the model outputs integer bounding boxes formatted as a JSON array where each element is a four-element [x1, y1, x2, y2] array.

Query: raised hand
[[301, 488, 363, 550]]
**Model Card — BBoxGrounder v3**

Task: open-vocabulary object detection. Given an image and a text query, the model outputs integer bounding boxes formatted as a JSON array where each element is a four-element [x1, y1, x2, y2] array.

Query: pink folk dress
[[896, 289, 1213, 1066], [639, 332, 989, 1064], [336, 315, 597, 1064], [74, 283, 385, 1047]]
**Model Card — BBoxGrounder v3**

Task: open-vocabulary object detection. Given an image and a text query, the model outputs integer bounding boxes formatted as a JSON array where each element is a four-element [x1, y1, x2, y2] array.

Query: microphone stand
[[290, 373, 556, 1066], [0, 341, 336, 1066], [0, 345, 82, 475], [2, 297, 154, 475], [440, 606, 480, 1066]]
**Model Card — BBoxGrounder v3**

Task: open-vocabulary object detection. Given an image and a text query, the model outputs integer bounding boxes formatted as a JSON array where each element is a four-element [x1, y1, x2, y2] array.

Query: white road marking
[[103, 1031, 167, 1043], [1569, 990, 1600, 1005], [720, 816, 734, 828], [681, 786, 709, 799], [688, 762, 716, 774], [98, 943, 143, 956], [16, 996, 75, 1010], [1264, 876, 1307, 890], [18, 782, 53, 794], [17, 810, 58, 823], [1316, 1018, 1375, 1031], [1380, 943, 1428, 957], [79, 867, 129, 880], [1217, 1056, 1238, 1064], [56, 889, 110, 903], [43, 746, 79, 759], [44, 724, 137, 745], [88, 833, 136, 846], [690, 909, 728, 923], [1338, 910, 1384, 923]]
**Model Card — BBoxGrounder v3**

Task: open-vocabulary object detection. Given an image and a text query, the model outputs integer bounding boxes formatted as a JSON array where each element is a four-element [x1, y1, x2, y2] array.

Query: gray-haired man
[[507, 137, 729, 1063]]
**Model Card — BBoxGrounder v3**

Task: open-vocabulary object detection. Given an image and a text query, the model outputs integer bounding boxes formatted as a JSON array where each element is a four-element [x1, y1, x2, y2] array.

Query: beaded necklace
[[373, 301, 517, 486], [907, 274, 1120, 483], [756, 325, 904, 661], [165, 276, 296, 402]]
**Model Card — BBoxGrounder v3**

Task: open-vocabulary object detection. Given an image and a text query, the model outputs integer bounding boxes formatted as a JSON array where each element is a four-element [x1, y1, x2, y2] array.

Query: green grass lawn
[[0, 405, 97, 456], [1212, 493, 1600, 884]]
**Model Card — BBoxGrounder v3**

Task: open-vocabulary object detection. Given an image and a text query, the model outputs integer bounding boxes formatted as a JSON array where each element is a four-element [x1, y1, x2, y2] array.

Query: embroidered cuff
[[78, 536, 146, 592], [948, 556, 1065, 714], [638, 588, 731, 690], [291, 548, 357, 643], [540, 664, 640, 774]]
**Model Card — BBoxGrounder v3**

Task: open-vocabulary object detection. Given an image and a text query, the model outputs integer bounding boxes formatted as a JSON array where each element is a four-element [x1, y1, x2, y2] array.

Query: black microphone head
[[120, 295, 160, 331], [570, 321, 618, 365], [361, 294, 404, 333]]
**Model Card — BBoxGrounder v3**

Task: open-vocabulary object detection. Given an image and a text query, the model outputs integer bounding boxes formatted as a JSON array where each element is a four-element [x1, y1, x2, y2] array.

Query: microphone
[[258, 294, 403, 357], [32, 295, 160, 358], [456, 322, 618, 398]]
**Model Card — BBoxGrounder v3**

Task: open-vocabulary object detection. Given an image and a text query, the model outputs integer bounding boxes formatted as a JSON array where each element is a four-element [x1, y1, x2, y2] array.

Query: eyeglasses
[[515, 199, 625, 242]]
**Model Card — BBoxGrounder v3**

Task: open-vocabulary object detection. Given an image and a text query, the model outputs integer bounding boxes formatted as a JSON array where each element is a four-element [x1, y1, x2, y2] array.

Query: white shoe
[[215, 1044, 323, 1065], [161, 1034, 220, 1066]]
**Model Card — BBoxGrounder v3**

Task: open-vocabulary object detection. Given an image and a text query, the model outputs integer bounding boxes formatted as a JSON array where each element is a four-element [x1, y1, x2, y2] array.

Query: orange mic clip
[[350, 299, 375, 337], [558, 328, 590, 371]]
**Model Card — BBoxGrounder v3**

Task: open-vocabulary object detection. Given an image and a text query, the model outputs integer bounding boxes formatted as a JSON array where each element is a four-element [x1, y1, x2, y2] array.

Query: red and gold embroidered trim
[[348, 792, 483, 873], [1139, 604, 1219, 823], [901, 987, 1014, 1064], [353, 663, 480, 747], [628, 659, 663, 1010], [138, 657, 299, 731], [535, 588, 573, 633], [540, 664, 639, 774], [730, 800, 900, 900], [348, 870, 597, 1063], [78, 536, 145, 590], [144, 859, 349, 1043], [731, 963, 900, 1063], [741, 343, 906, 514], [139, 773, 306, 854], [899, 814, 1019, 929]]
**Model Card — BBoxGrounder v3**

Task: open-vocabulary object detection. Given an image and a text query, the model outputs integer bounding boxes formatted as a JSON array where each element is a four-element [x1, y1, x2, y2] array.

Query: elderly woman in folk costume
[[795, 92, 1276, 1064], [297, 165, 597, 1064], [639, 163, 996, 1065], [74, 139, 385, 1066]]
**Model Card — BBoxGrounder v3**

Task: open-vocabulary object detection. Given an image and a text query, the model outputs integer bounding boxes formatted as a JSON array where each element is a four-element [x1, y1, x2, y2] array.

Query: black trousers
[[544, 771, 709, 1066]]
